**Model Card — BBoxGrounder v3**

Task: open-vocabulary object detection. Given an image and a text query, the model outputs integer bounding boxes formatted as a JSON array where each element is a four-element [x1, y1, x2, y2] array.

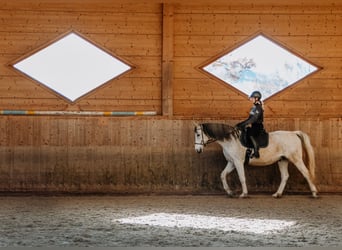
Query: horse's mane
[[201, 123, 239, 141]]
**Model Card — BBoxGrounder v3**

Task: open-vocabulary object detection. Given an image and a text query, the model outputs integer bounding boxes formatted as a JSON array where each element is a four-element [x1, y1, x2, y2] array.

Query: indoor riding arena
[[0, 0, 341, 247]]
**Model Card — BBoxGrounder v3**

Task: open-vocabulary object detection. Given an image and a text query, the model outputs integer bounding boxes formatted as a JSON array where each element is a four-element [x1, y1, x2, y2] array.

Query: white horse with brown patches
[[194, 123, 318, 198]]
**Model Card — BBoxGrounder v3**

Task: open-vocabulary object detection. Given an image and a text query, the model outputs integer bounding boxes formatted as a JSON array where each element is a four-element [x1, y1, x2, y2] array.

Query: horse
[[194, 123, 318, 198]]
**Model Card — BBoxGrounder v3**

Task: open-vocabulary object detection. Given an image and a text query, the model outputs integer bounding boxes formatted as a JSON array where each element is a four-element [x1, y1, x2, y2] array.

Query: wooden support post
[[162, 3, 174, 117]]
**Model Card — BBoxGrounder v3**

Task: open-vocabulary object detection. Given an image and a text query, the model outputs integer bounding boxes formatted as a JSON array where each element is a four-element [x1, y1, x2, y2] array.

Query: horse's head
[[194, 123, 209, 153], [194, 122, 239, 153]]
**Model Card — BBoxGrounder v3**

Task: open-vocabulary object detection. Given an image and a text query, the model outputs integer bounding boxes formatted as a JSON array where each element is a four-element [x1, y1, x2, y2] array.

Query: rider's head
[[249, 91, 262, 102]]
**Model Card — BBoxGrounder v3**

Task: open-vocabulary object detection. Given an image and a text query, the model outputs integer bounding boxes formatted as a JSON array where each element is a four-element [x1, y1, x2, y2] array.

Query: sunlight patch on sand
[[116, 213, 296, 234]]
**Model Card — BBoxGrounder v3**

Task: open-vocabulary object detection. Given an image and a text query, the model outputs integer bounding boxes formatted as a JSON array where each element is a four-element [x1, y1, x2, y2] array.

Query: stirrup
[[244, 148, 252, 164], [249, 136, 260, 158], [251, 150, 260, 158]]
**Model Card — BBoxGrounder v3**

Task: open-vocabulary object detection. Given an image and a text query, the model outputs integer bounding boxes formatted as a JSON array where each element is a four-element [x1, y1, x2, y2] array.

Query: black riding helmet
[[249, 91, 262, 100]]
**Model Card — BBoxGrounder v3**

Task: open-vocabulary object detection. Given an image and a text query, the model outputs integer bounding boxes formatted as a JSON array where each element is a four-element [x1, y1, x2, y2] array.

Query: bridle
[[194, 125, 217, 147]]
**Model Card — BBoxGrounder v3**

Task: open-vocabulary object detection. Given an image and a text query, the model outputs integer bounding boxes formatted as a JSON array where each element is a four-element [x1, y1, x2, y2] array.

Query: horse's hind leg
[[221, 161, 235, 197], [292, 158, 318, 198], [234, 162, 248, 198], [273, 159, 289, 198]]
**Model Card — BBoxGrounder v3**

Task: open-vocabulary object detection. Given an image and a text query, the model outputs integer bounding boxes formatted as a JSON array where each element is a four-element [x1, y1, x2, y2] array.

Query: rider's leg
[[250, 136, 260, 158]]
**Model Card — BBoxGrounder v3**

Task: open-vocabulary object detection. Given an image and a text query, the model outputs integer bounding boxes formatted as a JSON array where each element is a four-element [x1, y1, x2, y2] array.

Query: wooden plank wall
[[0, 0, 340, 193], [173, 1, 341, 118], [0, 117, 340, 193], [0, 1, 162, 112]]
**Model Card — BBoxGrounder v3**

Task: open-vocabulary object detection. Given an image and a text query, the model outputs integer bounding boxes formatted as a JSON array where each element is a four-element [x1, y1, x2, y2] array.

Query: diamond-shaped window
[[201, 34, 319, 100], [12, 31, 132, 102]]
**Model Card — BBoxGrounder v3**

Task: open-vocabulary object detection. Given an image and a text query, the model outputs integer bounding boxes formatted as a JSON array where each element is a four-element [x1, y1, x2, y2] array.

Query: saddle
[[240, 128, 269, 164], [240, 128, 269, 149]]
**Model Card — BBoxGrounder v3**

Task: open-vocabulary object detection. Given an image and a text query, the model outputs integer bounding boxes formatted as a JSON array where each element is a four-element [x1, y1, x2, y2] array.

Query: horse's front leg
[[220, 161, 235, 197], [273, 159, 289, 198], [234, 162, 248, 198]]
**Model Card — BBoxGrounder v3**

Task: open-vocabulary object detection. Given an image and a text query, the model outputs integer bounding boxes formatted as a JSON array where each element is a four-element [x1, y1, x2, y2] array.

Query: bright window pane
[[13, 32, 132, 102], [203, 35, 318, 100]]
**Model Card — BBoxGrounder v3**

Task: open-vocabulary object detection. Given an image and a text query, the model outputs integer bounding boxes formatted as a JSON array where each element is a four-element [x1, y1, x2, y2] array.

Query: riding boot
[[250, 136, 260, 158], [244, 148, 252, 165]]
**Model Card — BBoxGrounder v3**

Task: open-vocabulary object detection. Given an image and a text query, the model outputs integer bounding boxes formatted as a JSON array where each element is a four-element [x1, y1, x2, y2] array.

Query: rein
[[194, 125, 217, 146]]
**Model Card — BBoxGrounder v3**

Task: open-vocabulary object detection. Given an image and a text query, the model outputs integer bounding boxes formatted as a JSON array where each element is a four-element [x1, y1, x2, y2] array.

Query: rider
[[236, 91, 264, 158]]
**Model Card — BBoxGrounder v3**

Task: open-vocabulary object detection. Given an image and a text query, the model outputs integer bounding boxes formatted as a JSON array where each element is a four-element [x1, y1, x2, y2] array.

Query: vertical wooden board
[[149, 119, 165, 147], [134, 119, 149, 147], [330, 149, 342, 176], [88, 146, 101, 186], [188, 146, 203, 190], [145, 120, 176, 189], [83, 119, 95, 147], [9, 118, 26, 146], [0, 117, 9, 146], [83, 147, 95, 187], [119, 120, 131, 147], [149, 146, 164, 187], [106, 119, 121, 146], [162, 3, 174, 117], [317, 148, 333, 187], [68, 119, 84, 147], [11, 146, 41, 190], [147, 120, 172, 188], [320, 118, 331, 148], [92, 118, 110, 146], [39, 118, 51, 146], [305, 119, 321, 148], [121, 145, 135, 186], [172, 120, 192, 148], [11, 146, 24, 190], [134, 146, 150, 188], [51, 146, 69, 189], [26, 146, 41, 187], [0, 147, 11, 189], [72, 146, 96, 189], [330, 118, 341, 149], [66, 146, 80, 188], [104, 146, 124, 187], [114, 144, 127, 188], [49, 118, 68, 146], [152, 119, 165, 147], [172, 138, 187, 189], [164, 145, 177, 187]]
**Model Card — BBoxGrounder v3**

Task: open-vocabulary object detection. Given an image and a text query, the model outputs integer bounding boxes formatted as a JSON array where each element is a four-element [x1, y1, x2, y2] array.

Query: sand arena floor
[[0, 194, 341, 247]]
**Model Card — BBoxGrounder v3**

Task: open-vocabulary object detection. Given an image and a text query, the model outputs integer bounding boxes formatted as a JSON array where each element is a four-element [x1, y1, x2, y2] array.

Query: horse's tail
[[296, 131, 316, 181]]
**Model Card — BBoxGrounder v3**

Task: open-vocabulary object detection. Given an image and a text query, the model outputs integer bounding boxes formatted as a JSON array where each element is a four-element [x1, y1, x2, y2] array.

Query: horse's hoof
[[239, 193, 249, 198], [272, 193, 282, 198], [311, 192, 319, 199], [226, 192, 235, 198]]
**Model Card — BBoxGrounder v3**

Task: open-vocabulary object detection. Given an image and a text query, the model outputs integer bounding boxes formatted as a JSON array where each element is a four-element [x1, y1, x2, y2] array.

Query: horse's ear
[[192, 121, 200, 132], [192, 121, 199, 127]]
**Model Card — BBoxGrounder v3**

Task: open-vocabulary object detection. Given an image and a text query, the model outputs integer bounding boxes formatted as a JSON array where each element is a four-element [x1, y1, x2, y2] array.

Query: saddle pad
[[240, 129, 269, 148]]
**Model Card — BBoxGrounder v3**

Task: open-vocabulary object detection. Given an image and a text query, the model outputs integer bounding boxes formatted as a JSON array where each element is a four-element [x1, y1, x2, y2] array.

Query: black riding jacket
[[237, 102, 264, 133]]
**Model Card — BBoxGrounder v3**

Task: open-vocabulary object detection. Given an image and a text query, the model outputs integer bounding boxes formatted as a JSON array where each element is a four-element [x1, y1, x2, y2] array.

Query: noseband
[[194, 125, 217, 146]]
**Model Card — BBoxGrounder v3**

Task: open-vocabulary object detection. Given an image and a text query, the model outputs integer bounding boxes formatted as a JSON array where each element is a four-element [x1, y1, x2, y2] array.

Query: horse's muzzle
[[195, 148, 203, 154]]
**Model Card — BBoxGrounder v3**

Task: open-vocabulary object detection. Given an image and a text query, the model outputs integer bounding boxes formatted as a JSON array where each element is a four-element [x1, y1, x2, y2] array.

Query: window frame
[[9, 29, 135, 104], [196, 32, 322, 101]]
